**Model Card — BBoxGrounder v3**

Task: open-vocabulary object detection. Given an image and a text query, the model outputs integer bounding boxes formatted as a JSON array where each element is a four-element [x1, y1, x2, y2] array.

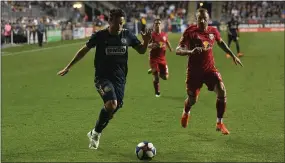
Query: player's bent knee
[[105, 100, 117, 111], [160, 74, 168, 80], [152, 69, 158, 75], [188, 96, 198, 106], [153, 76, 159, 83], [152, 69, 157, 73], [215, 82, 227, 97], [218, 89, 226, 98]]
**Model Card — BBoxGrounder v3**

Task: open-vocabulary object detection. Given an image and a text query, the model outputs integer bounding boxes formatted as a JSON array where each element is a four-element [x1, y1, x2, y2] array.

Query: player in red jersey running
[[148, 18, 173, 97], [176, 8, 243, 135]]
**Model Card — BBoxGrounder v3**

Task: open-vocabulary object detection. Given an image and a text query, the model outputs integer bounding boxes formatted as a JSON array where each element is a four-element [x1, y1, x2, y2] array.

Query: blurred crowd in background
[[221, 1, 284, 22], [1, 1, 284, 45]]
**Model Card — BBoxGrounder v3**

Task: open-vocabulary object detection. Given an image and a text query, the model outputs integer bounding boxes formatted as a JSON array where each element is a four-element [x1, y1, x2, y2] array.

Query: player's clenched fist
[[57, 68, 69, 76]]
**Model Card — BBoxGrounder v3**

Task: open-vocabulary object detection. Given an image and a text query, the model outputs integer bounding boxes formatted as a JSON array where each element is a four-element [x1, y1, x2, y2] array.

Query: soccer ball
[[135, 141, 156, 160]]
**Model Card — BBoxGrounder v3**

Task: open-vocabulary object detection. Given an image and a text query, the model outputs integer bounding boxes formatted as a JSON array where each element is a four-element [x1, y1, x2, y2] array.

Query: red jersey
[[179, 25, 221, 72], [149, 32, 168, 62]]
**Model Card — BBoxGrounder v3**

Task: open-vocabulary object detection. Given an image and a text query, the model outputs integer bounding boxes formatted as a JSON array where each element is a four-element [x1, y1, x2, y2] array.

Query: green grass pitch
[[1, 32, 284, 162]]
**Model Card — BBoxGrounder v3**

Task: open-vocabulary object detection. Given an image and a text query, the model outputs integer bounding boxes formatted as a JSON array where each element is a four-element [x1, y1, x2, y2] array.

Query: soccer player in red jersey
[[176, 8, 243, 135], [148, 18, 173, 97]]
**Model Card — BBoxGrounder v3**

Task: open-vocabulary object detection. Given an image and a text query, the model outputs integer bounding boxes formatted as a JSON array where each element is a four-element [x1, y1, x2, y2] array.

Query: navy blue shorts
[[95, 79, 125, 109], [228, 34, 238, 42]]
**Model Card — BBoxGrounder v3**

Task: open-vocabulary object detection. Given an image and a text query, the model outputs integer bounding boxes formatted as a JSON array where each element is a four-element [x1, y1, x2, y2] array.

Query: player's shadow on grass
[[161, 95, 186, 102], [188, 133, 217, 142], [65, 95, 96, 101], [98, 147, 136, 160]]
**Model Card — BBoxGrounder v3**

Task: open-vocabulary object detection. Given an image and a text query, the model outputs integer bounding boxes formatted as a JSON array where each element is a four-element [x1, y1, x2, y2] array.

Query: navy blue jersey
[[86, 28, 141, 84], [227, 20, 239, 36]]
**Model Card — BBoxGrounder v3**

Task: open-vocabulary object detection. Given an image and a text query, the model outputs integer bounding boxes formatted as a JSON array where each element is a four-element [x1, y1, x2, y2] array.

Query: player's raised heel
[[181, 109, 190, 128], [237, 53, 243, 58], [216, 123, 230, 135], [87, 129, 101, 149]]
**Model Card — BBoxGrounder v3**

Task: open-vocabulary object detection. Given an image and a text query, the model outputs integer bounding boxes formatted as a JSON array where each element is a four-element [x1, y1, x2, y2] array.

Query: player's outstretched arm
[[217, 39, 243, 67], [176, 46, 191, 56], [236, 28, 240, 39], [147, 38, 153, 49], [57, 45, 91, 76], [166, 40, 173, 52], [227, 25, 232, 36], [176, 46, 202, 56], [147, 39, 159, 49]]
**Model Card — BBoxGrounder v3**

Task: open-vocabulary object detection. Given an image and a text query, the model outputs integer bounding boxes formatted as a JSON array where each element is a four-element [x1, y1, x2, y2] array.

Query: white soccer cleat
[[155, 92, 161, 97], [87, 129, 101, 150]]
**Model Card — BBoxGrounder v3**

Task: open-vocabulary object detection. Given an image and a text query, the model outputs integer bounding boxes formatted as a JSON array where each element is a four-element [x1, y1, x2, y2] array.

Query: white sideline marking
[[1, 52, 11, 55], [1, 42, 84, 57]]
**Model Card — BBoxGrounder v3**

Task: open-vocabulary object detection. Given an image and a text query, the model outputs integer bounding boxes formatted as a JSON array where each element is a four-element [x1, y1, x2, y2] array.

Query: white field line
[[1, 42, 85, 57], [1, 52, 11, 55]]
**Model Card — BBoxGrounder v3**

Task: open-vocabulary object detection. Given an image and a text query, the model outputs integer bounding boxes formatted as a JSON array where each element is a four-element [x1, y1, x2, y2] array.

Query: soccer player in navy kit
[[226, 16, 243, 58], [57, 9, 152, 149]]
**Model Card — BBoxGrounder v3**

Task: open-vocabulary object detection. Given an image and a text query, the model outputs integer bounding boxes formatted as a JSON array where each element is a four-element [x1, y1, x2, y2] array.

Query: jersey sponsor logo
[[103, 85, 112, 92], [209, 34, 214, 40], [203, 41, 212, 50], [105, 46, 127, 55], [159, 42, 165, 48], [162, 36, 167, 41], [121, 38, 127, 44]]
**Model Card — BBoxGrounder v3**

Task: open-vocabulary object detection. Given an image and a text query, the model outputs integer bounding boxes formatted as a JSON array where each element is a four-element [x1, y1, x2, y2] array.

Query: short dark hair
[[196, 8, 208, 17], [109, 8, 125, 21], [197, 8, 208, 14], [154, 18, 161, 23]]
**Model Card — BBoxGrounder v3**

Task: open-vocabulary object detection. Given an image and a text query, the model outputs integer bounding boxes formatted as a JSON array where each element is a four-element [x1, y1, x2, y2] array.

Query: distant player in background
[[226, 16, 243, 58], [147, 18, 173, 97], [4, 22, 11, 44], [176, 8, 243, 135], [57, 8, 152, 149], [37, 19, 45, 47]]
